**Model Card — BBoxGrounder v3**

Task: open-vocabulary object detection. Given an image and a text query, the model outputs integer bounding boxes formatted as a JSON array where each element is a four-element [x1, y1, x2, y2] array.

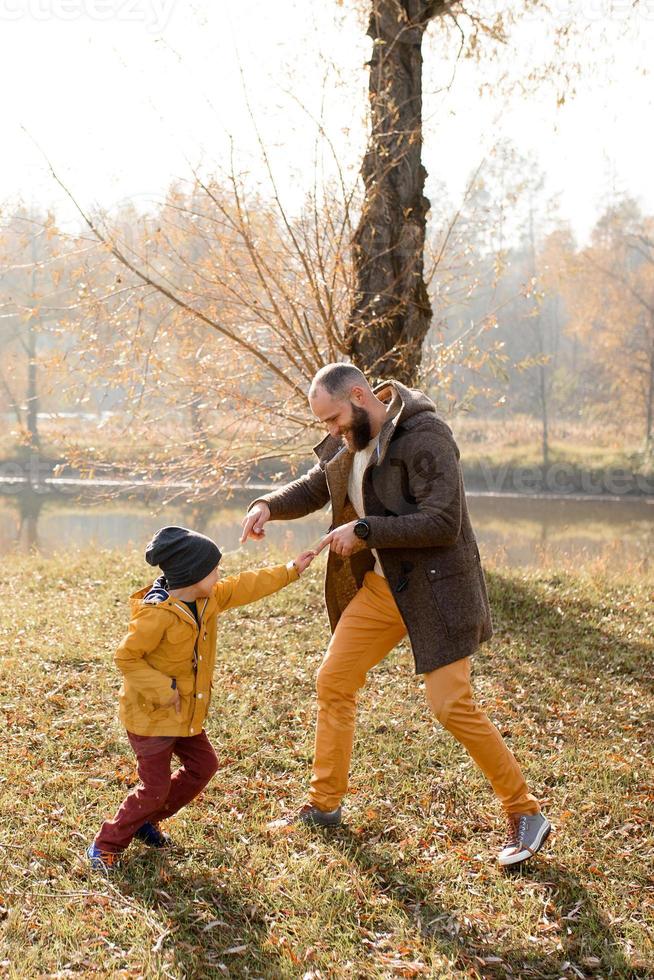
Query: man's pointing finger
[[314, 533, 333, 555], [239, 515, 256, 544]]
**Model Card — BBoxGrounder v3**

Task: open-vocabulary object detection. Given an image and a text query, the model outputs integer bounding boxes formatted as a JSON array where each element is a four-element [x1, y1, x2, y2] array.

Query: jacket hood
[[372, 380, 443, 465], [373, 379, 438, 424], [129, 575, 212, 627], [142, 574, 170, 605]]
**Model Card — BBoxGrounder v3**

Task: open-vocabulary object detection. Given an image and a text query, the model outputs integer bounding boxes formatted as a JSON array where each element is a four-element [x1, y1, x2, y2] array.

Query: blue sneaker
[[134, 822, 172, 849], [86, 843, 120, 874]]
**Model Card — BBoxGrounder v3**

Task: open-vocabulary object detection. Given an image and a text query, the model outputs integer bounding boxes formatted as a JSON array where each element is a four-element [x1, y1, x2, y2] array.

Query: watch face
[[355, 521, 369, 539]]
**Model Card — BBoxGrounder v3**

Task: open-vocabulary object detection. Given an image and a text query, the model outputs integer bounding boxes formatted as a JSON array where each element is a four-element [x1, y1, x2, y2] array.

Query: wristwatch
[[353, 519, 370, 540]]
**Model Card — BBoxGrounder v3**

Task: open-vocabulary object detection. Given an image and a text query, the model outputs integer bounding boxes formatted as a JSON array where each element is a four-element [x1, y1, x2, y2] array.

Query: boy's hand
[[167, 688, 182, 714], [293, 550, 316, 574]]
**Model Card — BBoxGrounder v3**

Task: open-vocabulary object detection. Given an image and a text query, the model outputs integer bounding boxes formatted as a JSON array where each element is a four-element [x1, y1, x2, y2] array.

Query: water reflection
[[1, 489, 652, 569]]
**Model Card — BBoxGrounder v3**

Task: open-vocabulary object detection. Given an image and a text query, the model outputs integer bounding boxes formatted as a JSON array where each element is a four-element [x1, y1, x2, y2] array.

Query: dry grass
[[0, 549, 652, 979], [453, 416, 651, 475]]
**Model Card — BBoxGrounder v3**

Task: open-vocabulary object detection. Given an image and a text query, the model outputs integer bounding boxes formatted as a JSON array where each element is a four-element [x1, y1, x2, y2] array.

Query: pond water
[[2, 488, 652, 570]]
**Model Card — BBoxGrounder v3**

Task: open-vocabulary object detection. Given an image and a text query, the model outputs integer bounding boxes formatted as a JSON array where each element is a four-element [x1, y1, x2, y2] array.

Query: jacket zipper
[[171, 598, 209, 672]]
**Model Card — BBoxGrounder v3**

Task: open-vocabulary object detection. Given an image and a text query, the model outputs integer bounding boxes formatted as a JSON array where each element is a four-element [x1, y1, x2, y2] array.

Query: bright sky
[[1, 0, 653, 245]]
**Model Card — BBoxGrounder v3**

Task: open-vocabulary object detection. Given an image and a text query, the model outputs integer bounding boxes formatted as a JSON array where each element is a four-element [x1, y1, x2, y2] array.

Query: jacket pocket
[[167, 621, 193, 645], [128, 696, 176, 736], [425, 546, 484, 638], [141, 693, 192, 731]]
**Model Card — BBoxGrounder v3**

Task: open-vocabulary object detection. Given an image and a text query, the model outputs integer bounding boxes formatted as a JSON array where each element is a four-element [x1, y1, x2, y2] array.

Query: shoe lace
[[504, 814, 528, 850]]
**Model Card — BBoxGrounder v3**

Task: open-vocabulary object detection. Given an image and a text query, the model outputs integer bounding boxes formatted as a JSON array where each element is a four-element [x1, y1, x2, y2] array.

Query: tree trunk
[[538, 359, 549, 470], [348, 1, 446, 385], [27, 234, 40, 450], [18, 491, 43, 551], [26, 315, 40, 449]]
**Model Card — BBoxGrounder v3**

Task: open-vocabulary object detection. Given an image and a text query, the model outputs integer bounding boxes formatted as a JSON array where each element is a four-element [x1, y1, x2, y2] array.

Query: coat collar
[[312, 432, 341, 461], [372, 382, 403, 467], [324, 444, 354, 520], [130, 581, 212, 627]]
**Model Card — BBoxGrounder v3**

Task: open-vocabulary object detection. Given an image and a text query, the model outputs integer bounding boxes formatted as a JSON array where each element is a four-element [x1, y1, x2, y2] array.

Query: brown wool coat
[[251, 380, 493, 673]]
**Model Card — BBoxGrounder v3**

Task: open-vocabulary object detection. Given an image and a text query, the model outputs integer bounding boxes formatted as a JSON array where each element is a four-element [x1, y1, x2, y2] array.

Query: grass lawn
[[0, 550, 652, 979]]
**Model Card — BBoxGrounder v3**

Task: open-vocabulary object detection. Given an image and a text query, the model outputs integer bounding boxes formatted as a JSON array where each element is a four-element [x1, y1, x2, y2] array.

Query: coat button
[[197, 693, 204, 699]]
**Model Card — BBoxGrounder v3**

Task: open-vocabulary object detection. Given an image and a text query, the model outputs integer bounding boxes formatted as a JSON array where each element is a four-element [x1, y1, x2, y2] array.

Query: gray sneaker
[[498, 812, 551, 867], [298, 803, 342, 827], [266, 803, 342, 831]]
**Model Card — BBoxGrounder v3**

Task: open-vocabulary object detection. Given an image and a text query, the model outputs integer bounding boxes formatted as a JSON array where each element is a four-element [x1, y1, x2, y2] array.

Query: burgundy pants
[[95, 730, 219, 853]]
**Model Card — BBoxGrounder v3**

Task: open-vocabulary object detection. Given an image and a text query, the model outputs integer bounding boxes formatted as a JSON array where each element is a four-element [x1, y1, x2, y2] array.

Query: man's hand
[[316, 521, 360, 557], [292, 550, 317, 574], [167, 688, 182, 714], [240, 502, 271, 544]]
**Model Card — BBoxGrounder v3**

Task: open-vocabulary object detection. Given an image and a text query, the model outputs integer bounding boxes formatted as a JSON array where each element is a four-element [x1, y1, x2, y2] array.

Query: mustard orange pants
[[309, 571, 540, 815]]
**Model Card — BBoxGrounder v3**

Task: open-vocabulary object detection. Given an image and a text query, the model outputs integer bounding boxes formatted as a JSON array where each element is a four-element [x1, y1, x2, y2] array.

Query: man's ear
[[350, 385, 366, 405]]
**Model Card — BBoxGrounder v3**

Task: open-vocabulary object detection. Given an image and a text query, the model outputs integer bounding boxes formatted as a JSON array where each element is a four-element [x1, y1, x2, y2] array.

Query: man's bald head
[[309, 363, 389, 451], [309, 363, 371, 401]]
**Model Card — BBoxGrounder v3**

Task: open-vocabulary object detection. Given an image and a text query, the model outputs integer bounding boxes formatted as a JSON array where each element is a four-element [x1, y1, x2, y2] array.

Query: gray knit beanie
[[145, 526, 222, 589]]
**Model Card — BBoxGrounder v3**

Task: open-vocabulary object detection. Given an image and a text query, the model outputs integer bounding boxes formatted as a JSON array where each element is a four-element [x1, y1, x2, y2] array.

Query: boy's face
[[193, 564, 221, 597]]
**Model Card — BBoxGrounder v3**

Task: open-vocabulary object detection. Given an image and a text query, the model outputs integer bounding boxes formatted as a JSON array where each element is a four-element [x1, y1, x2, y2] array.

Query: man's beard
[[347, 403, 373, 451]]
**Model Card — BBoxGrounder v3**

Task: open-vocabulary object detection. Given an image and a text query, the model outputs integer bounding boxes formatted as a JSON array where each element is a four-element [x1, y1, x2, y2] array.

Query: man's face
[[310, 387, 372, 451]]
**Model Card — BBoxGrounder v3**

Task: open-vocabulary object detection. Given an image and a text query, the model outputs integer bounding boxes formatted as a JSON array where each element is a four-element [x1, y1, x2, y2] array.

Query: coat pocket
[[167, 621, 193, 645], [139, 692, 192, 732], [425, 546, 485, 638]]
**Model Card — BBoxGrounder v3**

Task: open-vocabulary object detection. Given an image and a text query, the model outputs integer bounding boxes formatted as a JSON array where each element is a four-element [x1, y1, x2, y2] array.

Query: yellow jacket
[[115, 562, 299, 737]]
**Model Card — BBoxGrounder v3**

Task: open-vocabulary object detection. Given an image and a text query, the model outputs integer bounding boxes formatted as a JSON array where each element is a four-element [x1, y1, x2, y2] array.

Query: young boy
[[87, 525, 315, 872]]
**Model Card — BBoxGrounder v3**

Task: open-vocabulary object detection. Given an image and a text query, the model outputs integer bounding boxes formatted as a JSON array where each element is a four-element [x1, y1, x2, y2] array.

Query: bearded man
[[240, 364, 550, 867]]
